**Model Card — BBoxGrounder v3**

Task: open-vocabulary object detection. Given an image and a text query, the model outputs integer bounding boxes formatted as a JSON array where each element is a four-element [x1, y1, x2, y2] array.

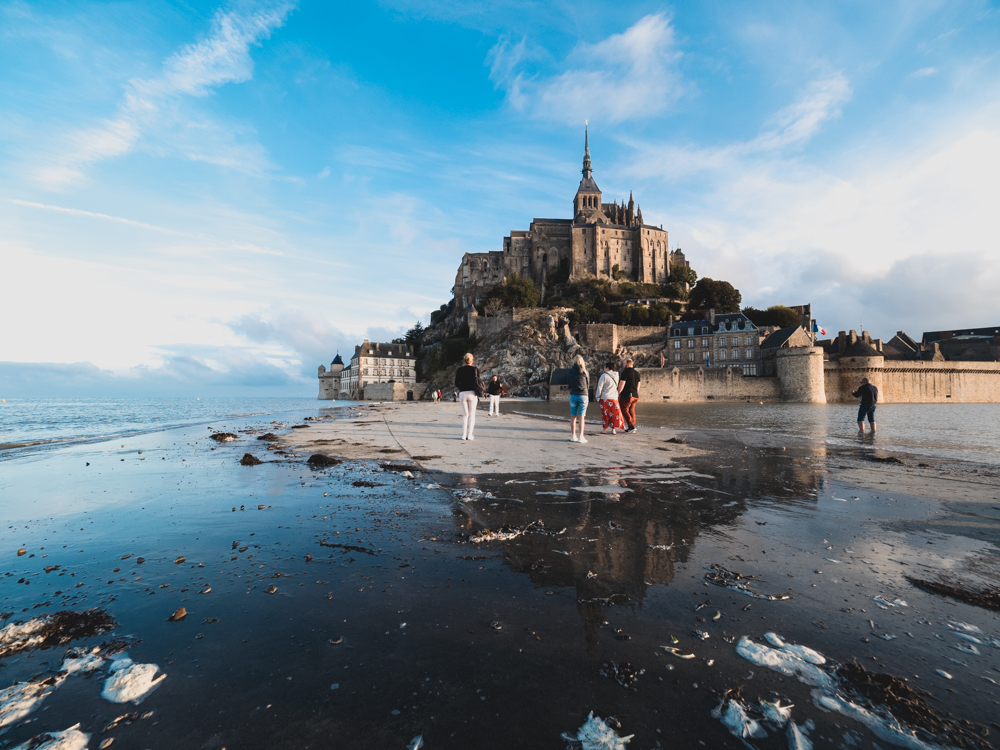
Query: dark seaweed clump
[[307, 454, 341, 467], [0, 609, 117, 659], [836, 660, 991, 750], [256, 432, 278, 441], [240, 453, 264, 466], [906, 576, 1000, 613], [352, 480, 382, 488], [209, 432, 238, 442]]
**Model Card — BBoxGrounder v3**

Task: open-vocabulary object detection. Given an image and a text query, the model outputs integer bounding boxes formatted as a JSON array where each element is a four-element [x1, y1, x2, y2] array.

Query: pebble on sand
[[167, 608, 187, 622]]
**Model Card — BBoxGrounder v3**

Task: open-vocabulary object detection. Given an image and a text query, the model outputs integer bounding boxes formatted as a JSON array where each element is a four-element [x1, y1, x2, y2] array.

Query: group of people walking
[[567, 355, 640, 442], [453, 353, 883, 442], [453, 352, 641, 443]]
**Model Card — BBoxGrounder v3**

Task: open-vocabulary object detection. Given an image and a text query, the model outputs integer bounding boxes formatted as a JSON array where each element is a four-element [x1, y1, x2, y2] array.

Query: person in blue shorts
[[568, 354, 590, 444], [852, 377, 878, 433]]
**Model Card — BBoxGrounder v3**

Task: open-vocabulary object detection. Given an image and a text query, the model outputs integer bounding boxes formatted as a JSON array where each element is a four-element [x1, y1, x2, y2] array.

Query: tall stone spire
[[582, 122, 592, 178]]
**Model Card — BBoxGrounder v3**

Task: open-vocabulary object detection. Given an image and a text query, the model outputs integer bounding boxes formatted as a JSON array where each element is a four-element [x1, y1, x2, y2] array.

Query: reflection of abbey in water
[[455, 454, 827, 614]]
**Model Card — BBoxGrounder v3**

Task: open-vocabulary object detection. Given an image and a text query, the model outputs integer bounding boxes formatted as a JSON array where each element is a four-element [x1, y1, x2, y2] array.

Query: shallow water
[[509, 400, 1000, 466], [0, 397, 336, 454], [0, 405, 998, 749]]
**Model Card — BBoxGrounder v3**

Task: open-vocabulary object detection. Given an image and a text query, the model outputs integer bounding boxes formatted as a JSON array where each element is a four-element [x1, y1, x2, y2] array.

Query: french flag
[[812, 321, 827, 336]]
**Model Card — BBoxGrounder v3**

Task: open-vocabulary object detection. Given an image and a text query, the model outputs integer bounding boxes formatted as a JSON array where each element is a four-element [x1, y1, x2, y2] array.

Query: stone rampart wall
[[468, 308, 539, 339], [634, 367, 782, 402], [826, 359, 1000, 403], [617, 325, 667, 348], [363, 382, 429, 402]]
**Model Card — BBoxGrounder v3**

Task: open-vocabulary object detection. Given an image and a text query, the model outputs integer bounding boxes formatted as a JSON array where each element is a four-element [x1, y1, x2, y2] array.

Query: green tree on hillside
[[689, 278, 741, 312], [481, 273, 541, 309], [742, 305, 801, 328]]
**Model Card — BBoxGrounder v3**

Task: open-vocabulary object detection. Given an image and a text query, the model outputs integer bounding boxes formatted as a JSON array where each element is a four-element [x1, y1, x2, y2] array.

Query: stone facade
[[363, 382, 429, 402], [453, 129, 687, 312], [317, 354, 345, 399], [328, 340, 417, 400], [668, 311, 762, 375]]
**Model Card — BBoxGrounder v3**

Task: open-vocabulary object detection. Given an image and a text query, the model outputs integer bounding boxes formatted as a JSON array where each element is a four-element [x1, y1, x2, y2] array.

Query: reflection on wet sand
[[452, 448, 830, 620]]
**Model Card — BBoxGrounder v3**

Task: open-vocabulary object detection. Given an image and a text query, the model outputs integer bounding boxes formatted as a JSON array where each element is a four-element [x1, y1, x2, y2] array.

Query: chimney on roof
[[709, 308, 716, 325]]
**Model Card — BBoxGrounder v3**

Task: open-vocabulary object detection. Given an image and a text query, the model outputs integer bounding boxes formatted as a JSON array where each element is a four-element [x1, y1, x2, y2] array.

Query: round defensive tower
[[776, 346, 826, 403], [836, 340, 885, 404]]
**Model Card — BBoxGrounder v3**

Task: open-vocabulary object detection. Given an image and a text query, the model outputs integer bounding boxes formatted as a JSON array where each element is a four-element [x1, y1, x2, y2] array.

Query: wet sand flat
[[1, 402, 999, 749]]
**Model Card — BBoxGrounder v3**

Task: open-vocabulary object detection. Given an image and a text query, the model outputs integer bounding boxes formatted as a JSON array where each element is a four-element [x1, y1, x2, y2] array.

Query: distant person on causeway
[[618, 358, 641, 433], [455, 353, 483, 441], [595, 361, 625, 435], [852, 377, 878, 434], [568, 354, 590, 443], [487, 375, 504, 416]]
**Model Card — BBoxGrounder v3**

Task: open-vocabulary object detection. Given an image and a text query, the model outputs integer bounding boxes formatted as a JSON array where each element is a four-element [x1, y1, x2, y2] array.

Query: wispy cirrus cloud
[[35, 2, 294, 187], [488, 14, 683, 125]]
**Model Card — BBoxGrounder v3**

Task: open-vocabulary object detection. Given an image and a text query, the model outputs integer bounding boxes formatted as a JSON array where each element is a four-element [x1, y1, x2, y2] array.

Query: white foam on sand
[[760, 699, 794, 725], [0, 617, 51, 656], [10, 723, 90, 750], [763, 633, 827, 665], [0, 675, 66, 730], [60, 646, 105, 675], [101, 655, 165, 704], [561, 712, 633, 750], [735, 637, 832, 688], [786, 721, 813, 750], [712, 699, 767, 740], [812, 691, 941, 750], [736, 635, 952, 750]]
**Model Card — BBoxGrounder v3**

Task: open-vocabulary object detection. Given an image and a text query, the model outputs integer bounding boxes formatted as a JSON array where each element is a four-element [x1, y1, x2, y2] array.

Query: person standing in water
[[455, 353, 482, 440], [487, 375, 503, 416], [595, 361, 625, 434], [852, 377, 878, 434], [568, 355, 590, 443]]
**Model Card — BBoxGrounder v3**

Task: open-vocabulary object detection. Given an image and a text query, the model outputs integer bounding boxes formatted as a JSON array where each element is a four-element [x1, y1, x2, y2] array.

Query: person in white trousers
[[454, 352, 481, 440], [486, 375, 503, 416]]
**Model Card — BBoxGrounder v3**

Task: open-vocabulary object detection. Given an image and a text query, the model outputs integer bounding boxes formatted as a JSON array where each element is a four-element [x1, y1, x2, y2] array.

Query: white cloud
[[912, 66, 938, 78], [34, 2, 293, 187], [748, 73, 851, 152], [488, 14, 683, 125], [660, 124, 1000, 338]]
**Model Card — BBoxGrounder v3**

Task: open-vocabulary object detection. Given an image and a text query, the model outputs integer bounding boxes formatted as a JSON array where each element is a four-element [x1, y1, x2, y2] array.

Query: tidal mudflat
[[2, 402, 999, 749]]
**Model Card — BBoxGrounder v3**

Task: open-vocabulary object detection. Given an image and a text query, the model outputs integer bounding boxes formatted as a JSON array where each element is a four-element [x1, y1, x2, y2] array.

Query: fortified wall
[[576, 323, 666, 352], [363, 382, 429, 402], [825, 357, 1000, 403], [467, 308, 540, 339]]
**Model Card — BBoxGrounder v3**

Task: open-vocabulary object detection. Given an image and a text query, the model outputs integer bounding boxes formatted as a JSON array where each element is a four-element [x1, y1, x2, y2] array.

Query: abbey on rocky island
[[453, 128, 688, 312]]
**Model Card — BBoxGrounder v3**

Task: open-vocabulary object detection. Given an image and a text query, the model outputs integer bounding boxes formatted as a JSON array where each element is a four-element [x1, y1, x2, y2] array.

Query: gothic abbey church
[[453, 129, 687, 312]]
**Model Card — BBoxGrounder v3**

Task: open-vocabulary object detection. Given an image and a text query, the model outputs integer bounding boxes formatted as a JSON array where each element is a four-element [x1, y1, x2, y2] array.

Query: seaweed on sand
[[0, 609, 117, 660], [906, 576, 1000, 613], [836, 660, 992, 750], [705, 564, 792, 601]]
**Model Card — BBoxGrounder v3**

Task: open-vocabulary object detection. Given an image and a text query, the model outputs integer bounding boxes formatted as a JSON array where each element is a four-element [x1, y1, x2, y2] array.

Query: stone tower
[[574, 125, 603, 222]]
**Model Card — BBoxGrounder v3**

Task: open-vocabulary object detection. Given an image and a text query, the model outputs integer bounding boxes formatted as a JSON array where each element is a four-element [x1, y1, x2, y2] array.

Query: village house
[[319, 340, 417, 400], [668, 310, 762, 376]]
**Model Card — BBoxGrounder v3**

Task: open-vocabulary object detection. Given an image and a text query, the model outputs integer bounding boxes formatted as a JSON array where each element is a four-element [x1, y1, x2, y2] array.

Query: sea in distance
[[1, 396, 999, 749]]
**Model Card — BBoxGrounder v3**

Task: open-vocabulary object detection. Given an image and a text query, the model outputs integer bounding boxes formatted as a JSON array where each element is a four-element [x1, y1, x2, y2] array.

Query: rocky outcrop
[[424, 308, 668, 398]]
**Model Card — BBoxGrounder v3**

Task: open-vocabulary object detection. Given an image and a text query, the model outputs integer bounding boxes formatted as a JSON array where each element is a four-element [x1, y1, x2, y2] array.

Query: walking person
[[487, 375, 503, 416], [595, 361, 625, 434], [568, 355, 590, 443], [852, 377, 878, 434], [618, 358, 641, 433], [455, 353, 483, 440]]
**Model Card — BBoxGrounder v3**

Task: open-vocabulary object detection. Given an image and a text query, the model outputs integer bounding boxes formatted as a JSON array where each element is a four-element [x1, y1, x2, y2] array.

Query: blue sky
[[2, 0, 999, 396]]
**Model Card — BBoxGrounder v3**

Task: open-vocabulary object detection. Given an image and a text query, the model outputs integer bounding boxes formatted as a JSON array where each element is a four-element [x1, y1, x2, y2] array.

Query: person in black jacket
[[852, 377, 878, 433], [455, 352, 481, 440], [486, 375, 504, 416]]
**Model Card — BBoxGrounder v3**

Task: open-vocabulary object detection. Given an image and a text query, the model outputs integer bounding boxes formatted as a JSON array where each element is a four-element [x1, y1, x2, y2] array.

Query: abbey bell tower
[[574, 124, 603, 222]]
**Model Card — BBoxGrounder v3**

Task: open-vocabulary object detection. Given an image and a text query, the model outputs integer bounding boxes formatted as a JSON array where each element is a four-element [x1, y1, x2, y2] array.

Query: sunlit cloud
[[33, 2, 294, 187], [488, 14, 683, 125]]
